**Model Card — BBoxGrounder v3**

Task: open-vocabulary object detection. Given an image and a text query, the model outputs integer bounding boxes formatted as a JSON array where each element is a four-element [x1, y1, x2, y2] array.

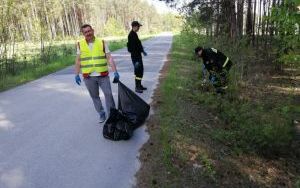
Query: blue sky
[[146, 0, 177, 14]]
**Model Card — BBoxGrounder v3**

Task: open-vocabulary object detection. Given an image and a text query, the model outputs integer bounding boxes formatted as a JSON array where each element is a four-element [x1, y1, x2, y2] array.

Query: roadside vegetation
[[137, 32, 299, 188], [0, 0, 181, 92], [137, 0, 299, 187]]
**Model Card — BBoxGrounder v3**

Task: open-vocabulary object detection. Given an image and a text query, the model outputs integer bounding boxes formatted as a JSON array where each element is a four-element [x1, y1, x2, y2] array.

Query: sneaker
[[99, 111, 106, 123], [141, 85, 147, 90], [135, 87, 143, 93]]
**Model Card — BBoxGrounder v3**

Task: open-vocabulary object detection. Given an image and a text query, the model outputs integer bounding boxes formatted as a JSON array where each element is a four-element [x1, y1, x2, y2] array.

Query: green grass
[[137, 32, 298, 187], [174, 31, 295, 154], [0, 56, 74, 91], [138, 34, 220, 186]]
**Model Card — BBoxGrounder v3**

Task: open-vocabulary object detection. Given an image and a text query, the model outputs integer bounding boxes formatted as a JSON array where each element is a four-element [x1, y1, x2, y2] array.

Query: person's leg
[[132, 58, 144, 93], [220, 70, 228, 87], [132, 60, 140, 88], [138, 60, 147, 90], [211, 74, 223, 94], [98, 76, 116, 114], [83, 76, 104, 114], [215, 72, 228, 94], [135, 58, 147, 91]]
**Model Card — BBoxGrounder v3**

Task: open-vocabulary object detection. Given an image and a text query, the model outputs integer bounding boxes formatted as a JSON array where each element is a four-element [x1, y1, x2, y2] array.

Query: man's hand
[[220, 70, 228, 77], [75, 75, 81, 85], [113, 72, 120, 83], [142, 51, 147, 56]]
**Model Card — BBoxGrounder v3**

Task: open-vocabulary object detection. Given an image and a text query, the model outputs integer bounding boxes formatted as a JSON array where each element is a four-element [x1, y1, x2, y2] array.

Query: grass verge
[[136, 34, 300, 187]]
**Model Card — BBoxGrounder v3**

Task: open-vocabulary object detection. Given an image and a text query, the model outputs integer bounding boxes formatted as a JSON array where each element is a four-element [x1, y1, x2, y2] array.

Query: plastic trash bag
[[103, 108, 133, 141], [118, 81, 150, 129], [103, 81, 150, 140]]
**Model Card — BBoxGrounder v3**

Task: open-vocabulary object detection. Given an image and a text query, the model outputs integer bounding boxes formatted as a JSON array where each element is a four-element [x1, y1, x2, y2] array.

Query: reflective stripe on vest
[[223, 57, 229, 68], [79, 38, 108, 74]]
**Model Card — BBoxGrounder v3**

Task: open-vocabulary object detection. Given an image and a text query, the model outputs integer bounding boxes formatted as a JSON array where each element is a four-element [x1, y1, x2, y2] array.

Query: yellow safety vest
[[79, 38, 108, 74]]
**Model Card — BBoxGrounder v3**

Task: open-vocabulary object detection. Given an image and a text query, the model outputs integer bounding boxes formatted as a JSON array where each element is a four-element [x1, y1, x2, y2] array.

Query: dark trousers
[[131, 55, 144, 88]]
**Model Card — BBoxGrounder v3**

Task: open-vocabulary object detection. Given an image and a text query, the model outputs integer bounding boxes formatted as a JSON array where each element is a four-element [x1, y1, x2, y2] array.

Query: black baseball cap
[[131, 21, 142, 27]]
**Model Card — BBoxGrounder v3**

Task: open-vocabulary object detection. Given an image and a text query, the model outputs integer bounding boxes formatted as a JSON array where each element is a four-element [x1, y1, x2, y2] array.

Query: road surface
[[0, 33, 173, 188]]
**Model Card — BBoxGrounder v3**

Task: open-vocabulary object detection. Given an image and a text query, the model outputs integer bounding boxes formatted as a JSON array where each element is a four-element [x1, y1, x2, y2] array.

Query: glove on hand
[[209, 75, 217, 84], [142, 51, 147, 56], [113, 72, 120, 83], [75, 75, 81, 85]]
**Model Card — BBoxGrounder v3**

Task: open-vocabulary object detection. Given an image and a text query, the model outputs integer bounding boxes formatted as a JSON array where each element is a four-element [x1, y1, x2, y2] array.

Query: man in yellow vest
[[74, 24, 120, 123]]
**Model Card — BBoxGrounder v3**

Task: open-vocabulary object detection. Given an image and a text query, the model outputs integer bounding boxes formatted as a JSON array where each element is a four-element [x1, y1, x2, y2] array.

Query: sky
[[146, 0, 178, 14]]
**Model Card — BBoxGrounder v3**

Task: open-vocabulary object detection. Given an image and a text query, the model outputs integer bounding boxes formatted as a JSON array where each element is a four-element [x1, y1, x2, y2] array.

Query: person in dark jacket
[[194, 46, 233, 94], [127, 21, 148, 93]]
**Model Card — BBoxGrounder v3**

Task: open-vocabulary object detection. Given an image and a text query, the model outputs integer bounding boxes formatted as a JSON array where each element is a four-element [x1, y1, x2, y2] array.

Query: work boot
[[140, 85, 147, 90], [135, 79, 143, 93], [99, 111, 106, 123], [135, 87, 143, 93]]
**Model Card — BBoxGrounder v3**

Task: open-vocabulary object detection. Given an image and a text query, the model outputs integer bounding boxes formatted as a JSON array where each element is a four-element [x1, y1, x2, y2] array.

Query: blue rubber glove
[[142, 51, 147, 56], [209, 75, 217, 84], [75, 74, 81, 85], [113, 72, 120, 83]]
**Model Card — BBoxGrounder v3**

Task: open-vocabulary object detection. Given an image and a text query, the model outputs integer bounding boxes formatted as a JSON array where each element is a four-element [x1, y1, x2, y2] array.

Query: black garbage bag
[[103, 81, 150, 141], [118, 81, 150, 129], [103, 108, 133, 141]]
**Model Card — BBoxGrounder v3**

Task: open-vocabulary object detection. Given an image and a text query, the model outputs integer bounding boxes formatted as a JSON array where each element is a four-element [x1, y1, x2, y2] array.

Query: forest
[[0, 0, 181, 87]]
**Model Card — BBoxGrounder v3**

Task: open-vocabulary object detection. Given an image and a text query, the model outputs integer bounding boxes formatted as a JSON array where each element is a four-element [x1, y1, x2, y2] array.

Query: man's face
[[197, 50, 203, 58], [82, 26, 94, 42], [133, 26, 140, 32]]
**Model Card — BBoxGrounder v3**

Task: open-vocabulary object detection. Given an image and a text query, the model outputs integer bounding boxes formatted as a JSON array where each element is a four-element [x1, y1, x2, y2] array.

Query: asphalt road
[[0, 33, 173, 188]]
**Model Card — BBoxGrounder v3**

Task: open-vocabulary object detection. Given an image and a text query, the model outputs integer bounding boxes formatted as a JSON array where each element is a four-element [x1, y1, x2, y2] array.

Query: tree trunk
[[43, 0, 52, 40], [237, 0, 245, 38], [59, 16, 65, 38], [62, 0, 71, 36], [72, 0, 79, 35], [252, 0, 257, 45], [246, 0, 253, 43], [230, 0, 237, 39], [215, 0, 220, 36]]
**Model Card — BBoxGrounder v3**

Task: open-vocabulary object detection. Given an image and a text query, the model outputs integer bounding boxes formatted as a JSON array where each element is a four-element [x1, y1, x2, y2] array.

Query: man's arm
[[75, 55, 81, 75], [74, 42, 82, 85], [74, 42, 81, 75], [106, 53, 117, 72], [103, 41, 117, 72], [106, 52, 120, 83], [136, 35, 145, 53]]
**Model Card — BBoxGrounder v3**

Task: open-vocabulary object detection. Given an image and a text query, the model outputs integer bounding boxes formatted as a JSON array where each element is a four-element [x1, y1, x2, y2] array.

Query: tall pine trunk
[[237, 0, 245, 38]]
